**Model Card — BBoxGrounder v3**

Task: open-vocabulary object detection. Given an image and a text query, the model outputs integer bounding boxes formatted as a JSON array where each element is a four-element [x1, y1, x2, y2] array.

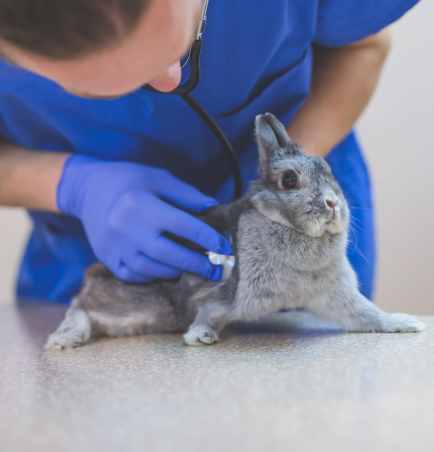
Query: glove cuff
[[56, 153, 100, 217]]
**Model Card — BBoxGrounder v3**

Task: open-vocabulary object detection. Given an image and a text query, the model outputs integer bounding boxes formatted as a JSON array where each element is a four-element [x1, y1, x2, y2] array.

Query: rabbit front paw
[[183, 325, 219, 346], [380, 313, 426, 333]]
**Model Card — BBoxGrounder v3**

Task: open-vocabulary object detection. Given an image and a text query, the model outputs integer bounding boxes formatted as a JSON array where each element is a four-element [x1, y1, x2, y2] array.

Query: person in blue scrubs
[[0, 0, 419, 303]]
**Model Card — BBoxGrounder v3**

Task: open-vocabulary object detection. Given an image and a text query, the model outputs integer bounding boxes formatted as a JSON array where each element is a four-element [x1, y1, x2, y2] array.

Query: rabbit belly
[[85, 307, 182, 337]]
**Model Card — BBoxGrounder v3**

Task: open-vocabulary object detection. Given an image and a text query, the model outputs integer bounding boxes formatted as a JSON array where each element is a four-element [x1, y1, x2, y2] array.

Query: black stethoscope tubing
[[141, 38, 243, 201]]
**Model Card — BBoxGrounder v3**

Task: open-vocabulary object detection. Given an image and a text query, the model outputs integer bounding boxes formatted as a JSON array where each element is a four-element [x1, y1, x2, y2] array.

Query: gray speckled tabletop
[[1, 302, 434, 452]]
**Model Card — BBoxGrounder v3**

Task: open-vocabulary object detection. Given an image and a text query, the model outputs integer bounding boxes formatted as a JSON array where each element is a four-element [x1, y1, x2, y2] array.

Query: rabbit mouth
[[324, 218, 344, 234], [325, 214, 336, 225]]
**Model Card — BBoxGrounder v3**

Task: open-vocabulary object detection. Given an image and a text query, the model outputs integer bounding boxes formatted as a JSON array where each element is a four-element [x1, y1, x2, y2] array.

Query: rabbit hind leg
[[308, 289, 426, 333], [44, 305, 91, 350]]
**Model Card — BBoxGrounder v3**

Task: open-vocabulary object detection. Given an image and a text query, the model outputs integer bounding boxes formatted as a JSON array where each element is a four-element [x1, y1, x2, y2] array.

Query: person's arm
[[0, 138, 69, 211], [287, 29, 391, 157], [0, 138, 232, 283]]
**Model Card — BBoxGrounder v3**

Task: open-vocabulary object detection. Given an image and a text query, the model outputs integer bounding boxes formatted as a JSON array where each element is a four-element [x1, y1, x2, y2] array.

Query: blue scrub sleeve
[[315, 0, 419, 46]]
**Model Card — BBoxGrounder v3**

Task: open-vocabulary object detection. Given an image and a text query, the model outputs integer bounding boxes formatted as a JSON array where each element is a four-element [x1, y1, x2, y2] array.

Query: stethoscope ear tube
[[142, 38, 242, 201], [143, 39, 203, 96], [180, 93, 242, 200]]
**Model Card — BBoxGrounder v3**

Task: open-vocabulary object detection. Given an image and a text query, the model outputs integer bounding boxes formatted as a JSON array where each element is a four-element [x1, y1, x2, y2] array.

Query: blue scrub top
[[0, 0, 418, 303]]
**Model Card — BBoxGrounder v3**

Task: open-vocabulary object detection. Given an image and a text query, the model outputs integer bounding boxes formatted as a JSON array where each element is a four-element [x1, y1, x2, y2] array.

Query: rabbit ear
[[255, 113, 293, 174]]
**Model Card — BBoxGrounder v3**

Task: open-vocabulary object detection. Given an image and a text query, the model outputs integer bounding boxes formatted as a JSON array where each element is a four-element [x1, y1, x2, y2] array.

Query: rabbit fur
[[45, 113, 426, 349]]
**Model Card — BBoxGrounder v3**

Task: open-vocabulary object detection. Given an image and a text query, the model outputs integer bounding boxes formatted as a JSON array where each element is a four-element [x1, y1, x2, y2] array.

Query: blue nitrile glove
[[57, 154, 232, 283]]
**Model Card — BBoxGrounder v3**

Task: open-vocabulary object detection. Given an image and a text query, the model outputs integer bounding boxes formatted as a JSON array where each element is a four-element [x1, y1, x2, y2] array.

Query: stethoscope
[[141, 0, 243, 201]]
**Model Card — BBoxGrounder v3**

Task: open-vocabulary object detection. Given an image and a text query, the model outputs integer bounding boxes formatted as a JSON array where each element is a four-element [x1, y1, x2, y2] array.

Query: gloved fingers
[[157, 173, 218, 213], [154, 202, 232, 255], [115, 262, 155, 283], [146, 235, 223, 281], [167, 212, 232, 255], [122, 252, 183, 280]]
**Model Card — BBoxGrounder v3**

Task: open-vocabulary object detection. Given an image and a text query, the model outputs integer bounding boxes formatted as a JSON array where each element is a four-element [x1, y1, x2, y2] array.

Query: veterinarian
[[0, 0, 418, 303]]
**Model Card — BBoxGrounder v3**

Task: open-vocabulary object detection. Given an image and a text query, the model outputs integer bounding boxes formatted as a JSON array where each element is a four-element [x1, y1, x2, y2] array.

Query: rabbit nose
[[326, 199, 335, 209]]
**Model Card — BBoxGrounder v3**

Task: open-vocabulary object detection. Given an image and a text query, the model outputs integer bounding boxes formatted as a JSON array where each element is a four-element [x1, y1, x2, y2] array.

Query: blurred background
[[0, 0, 432, 313]]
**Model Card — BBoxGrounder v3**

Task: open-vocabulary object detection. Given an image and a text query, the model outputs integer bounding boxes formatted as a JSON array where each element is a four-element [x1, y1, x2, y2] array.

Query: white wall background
[[0, 208, 30, 304], [357, 0, 434, 314], [0, 0, 433, 313]]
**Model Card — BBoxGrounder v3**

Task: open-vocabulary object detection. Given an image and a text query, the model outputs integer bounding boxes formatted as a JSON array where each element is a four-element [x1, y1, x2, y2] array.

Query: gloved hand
[[57, 154, 232, 283]]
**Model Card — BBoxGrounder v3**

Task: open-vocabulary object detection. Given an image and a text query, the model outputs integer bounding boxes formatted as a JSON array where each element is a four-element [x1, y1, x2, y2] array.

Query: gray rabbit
[[45, 113, 426, 350]]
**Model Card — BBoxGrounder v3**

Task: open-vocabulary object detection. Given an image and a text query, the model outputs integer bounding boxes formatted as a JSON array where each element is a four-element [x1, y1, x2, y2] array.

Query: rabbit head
[[251, 113, 349, 238]]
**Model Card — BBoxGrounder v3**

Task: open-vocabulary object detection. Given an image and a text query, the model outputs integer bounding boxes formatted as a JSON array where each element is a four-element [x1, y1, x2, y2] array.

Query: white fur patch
[[87, 311, 156, 337]]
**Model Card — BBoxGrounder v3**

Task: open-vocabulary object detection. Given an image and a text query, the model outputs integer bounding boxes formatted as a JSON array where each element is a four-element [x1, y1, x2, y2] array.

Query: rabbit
[[44, 113, 426, 350]]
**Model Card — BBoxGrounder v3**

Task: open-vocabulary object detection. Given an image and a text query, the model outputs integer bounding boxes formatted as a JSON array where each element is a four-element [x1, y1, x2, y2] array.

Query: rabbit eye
[[282, 171, 298, 189]]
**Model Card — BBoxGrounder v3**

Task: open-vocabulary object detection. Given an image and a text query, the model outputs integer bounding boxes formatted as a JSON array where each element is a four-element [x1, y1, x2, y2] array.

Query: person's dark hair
[[0, 0, 151, 60]]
